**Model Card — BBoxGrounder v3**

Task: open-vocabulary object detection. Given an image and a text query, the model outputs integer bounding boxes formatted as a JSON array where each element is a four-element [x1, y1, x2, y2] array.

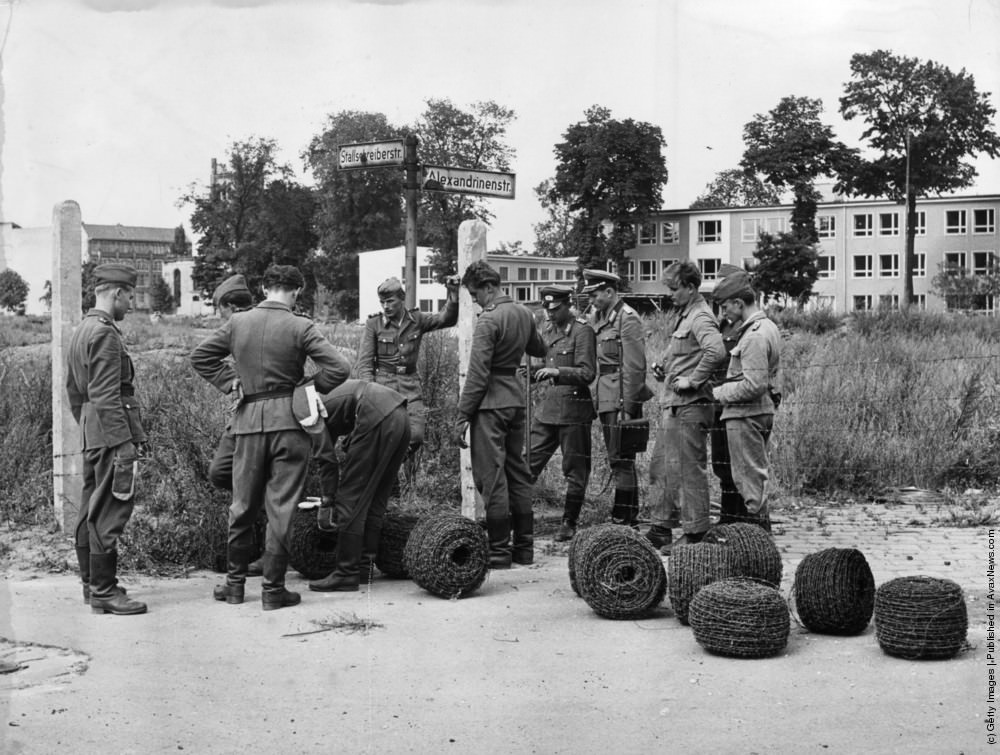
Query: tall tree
[[839, 50, 1000, 309], [170, 225, 192, 257], [414, 99, 516, 279], [0, 268, 29, 314], [532, 179, 577, 257], [548, 106, 668, 278], [689, 168, 782, 210], [305, 110, 405, 319], [742, 96, 855, 243], [751, 232, 820, 307]]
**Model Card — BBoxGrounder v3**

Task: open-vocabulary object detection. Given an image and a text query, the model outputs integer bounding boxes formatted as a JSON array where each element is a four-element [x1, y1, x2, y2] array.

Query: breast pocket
[[123, 398, 144, 439], [599, 336, 620, 360], [377, 337, 398, 357], [554, 348, 574, 368], [669, 328, 696, 356]]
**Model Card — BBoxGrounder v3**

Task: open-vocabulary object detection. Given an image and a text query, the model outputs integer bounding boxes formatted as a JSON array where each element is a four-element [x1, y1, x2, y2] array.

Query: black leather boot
[[511, 511, 534, 565], [214, 543, 254, 604], [357, 515, 384, 583], [261, 553, 301, 610], [555, 494, 584, 542], [610, 489, 638, 527], [485, 516, 512, 569], [309, 533, 364, 592], [90, 552, 147, 615]]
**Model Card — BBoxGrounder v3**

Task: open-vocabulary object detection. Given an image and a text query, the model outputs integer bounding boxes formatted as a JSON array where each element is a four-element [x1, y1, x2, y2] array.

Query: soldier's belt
[[242, 388, 294, 403], [599, 364, 620, 375], [376, 364, 416, 375]]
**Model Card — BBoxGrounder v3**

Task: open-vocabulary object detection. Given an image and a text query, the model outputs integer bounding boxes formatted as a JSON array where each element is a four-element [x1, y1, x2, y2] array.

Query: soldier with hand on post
[[527, 285, 597, 542], [583, 269, 654, 528], [355, 275, 459, 488], [66, 263, 149, 615], [454, 261, 547, 569]]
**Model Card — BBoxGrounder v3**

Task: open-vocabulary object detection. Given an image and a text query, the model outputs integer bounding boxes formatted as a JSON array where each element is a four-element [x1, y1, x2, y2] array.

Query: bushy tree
[[751, 232, 819, 307], [689, 168, 782, 210], [931, 259, 1000, 312], [0, 269, 29, 314], [532, 179, 576, 257], [548, 106, 668, 276], [839, 50, 1000, 308], [149, 277, 174, 313]]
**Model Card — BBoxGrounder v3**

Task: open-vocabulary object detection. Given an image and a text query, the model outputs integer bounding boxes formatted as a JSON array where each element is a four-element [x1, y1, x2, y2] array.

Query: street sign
[[337, 139, 406, 170], [421, 165, 516, 200]]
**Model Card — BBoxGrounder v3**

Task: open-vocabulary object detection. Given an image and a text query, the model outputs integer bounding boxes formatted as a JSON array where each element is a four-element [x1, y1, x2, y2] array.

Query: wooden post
[[456, 220, 488, 520], [52, 201, 83, 533]]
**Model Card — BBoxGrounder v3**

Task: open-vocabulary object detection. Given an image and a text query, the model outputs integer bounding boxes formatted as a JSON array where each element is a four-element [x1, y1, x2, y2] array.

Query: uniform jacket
[[660, 294, 726, 408], [66, 309, 147, 450], [592, 300, 653, 416], [458, 296, 547, 419], [356, 301, 458, 401], [190, 301, 351, 435], [714, 310, 781, 419], [533, 317, 597, 425], [321, 379, 407, 440]]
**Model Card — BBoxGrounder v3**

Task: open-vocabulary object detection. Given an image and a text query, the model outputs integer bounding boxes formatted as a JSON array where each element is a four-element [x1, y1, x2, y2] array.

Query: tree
[[170, 225, 192, 257], [305, 110, 405, 319], [839, 50, 1000, 309], [548, 106, 668, 276], [931, 259, 1000, 312], [414, 99, 516, 279], [532, 179, 577, 257], [689, 168, 782, 209], [40, 280, 52, 312], [81, 261, 96, 312], [0, 269, 29, 314], [751, 232, 820, 307], [742, 96, 855, 243], [149, 277, 174, 314]]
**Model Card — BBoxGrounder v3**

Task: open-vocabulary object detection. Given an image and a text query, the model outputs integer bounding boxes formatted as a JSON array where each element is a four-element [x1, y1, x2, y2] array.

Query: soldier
[[191, 264, 351, 611], [711, 269, 781, 531], [527, 285, 596, 542], [454, 261, 546, 568], [66, 262, 149, 615], [307, 380, 410, 592], [583, 269, 654, 527], [355, 275, 459, 485]]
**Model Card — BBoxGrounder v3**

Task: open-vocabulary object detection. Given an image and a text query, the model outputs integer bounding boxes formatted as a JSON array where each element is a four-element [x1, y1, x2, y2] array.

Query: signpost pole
[[404, 135, 419, 311]]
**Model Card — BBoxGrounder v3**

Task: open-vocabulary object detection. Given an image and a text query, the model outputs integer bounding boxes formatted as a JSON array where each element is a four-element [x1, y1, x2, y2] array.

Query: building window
[[764, 217, 786, 235], [698, 220, 722, 243], [945, 210, 967, 234], [879, 254, 899, 278], [853, 214, 873, 237], [554, 269, 563, 281], [973, 251, 997, 276], [419, 266, 434, 284], [944, 251, 967, 273], [698, 258, 721, 280], [974, 208, 996, 234], [173, 269, 181, 304], [638, 260, 657, 282], [879, 212, 900, 236], [514, 286, 530, 301], [660, 221, 680, 244], [741, 218, 762, 243], [913, 294, 926, 310], [622, 260, 636, 282], [540, 268, 550, 281], [914, 211, 926, 236], [815, 295, 835, 309], [529, 268, 539, 281], [419, 299, 433, 313], [499, 266, 509, 281], [913, 253, 926, 278], [878, 294, 899, 310], [637, 222, 657, 245], [852, 254, 874, 278], [853, 295, 873, 311], [817, 256, 835, 279], [817, 215, 836, 239], [517, 267, 527, 281]]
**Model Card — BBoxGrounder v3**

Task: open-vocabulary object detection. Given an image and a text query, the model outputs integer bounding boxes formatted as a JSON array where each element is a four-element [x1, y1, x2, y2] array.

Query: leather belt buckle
[[395, 366, 408, 375]]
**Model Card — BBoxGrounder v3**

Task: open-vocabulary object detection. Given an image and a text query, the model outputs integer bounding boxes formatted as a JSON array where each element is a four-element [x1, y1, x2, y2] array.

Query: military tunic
[[356, 301, 457, 450], [528, 317, 596, 499], [66, 309, 147, 555]]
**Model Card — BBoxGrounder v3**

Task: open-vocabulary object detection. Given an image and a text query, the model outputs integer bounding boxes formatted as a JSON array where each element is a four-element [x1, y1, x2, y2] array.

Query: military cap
[[581, 269, 621, 293], [93, 262, 137, 288], [717, 263, 745, 278], [212, 273, 251, 308], [711, 269, 755, 302], [377, 277, 405, 299], [262, 264, 304, 290], [540, 285, 574, 310]]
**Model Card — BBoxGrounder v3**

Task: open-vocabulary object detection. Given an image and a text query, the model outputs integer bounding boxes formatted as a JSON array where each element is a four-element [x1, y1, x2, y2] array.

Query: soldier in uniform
[[583, 269, 654, 527], [66, 263, 149, 615], [307, 380, 410, 592], [191, 264, 351, 611], [712, 269, 781, 531], [355, 275, 459, 484], [454, 261, 546, 568], [527, 285, 596, 542]]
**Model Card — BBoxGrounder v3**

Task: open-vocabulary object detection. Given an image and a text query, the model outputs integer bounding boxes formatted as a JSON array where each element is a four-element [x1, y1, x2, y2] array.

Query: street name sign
[[421, 165, 516, 199], [338, 140, 406, 170]]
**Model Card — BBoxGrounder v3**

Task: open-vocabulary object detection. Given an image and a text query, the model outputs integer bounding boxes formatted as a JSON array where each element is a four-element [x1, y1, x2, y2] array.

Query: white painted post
[[52, 201, 83, 533], [456, 220, 488, 520]]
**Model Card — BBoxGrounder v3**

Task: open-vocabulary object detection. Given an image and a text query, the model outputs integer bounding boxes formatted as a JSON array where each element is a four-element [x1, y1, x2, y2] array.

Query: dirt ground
[[0, 511, 988, 755]]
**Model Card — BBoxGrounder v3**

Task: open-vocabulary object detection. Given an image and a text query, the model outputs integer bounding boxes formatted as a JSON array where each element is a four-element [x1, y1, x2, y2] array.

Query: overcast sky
[[2, 0, 1000, 249]]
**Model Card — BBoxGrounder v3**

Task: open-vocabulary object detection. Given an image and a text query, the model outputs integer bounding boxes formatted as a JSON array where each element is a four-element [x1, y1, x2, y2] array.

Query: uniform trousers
[[711, 406, 745, 518], [75, 447, 135, 554], [208, 429, 235, 490], [598, 410, 638, 492], [725, 414, 774, 518], [528, 419, 592, 499], [470, 406, 534, 521], [661, 402, 714, 534]]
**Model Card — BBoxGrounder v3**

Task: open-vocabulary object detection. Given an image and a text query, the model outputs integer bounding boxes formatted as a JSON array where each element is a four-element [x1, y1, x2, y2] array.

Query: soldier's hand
[[672, 376, 693, 393], [453, 420, 470, 449], [534, 367, 559, 382], [651, 362, 666, 382], [445, 275, 461, 293], [135, 441, 149, 459]]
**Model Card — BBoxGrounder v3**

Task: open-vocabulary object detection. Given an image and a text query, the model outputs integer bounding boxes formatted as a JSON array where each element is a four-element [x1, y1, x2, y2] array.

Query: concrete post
[[456, 220, 488, 520], [52, 201, 83, 533]]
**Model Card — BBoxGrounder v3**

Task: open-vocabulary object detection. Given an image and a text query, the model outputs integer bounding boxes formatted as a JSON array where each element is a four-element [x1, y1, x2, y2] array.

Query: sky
[[2, 0, 1000, 250]]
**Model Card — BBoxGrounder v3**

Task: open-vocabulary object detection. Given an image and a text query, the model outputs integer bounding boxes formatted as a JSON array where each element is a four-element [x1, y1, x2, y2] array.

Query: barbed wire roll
[[689, 578, 790, 658], [576, 527, 666, 620], [568, 524, 620, 597], [375, 511, 421, 578], [403, 513, 489, 599], [874, 576, 968, 660], [287, 507, 339, 580], [666, 542, 737, 625], [703, 522, 783, 587], [792, 548, 875, 635]]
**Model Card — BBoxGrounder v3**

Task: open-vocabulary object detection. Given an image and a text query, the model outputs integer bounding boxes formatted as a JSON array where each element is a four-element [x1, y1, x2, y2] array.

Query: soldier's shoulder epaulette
[[367, 312, 381, 320], [408, 306, 420, 312], [620, 302, 639, 316], [575, 316, 590, 326]]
